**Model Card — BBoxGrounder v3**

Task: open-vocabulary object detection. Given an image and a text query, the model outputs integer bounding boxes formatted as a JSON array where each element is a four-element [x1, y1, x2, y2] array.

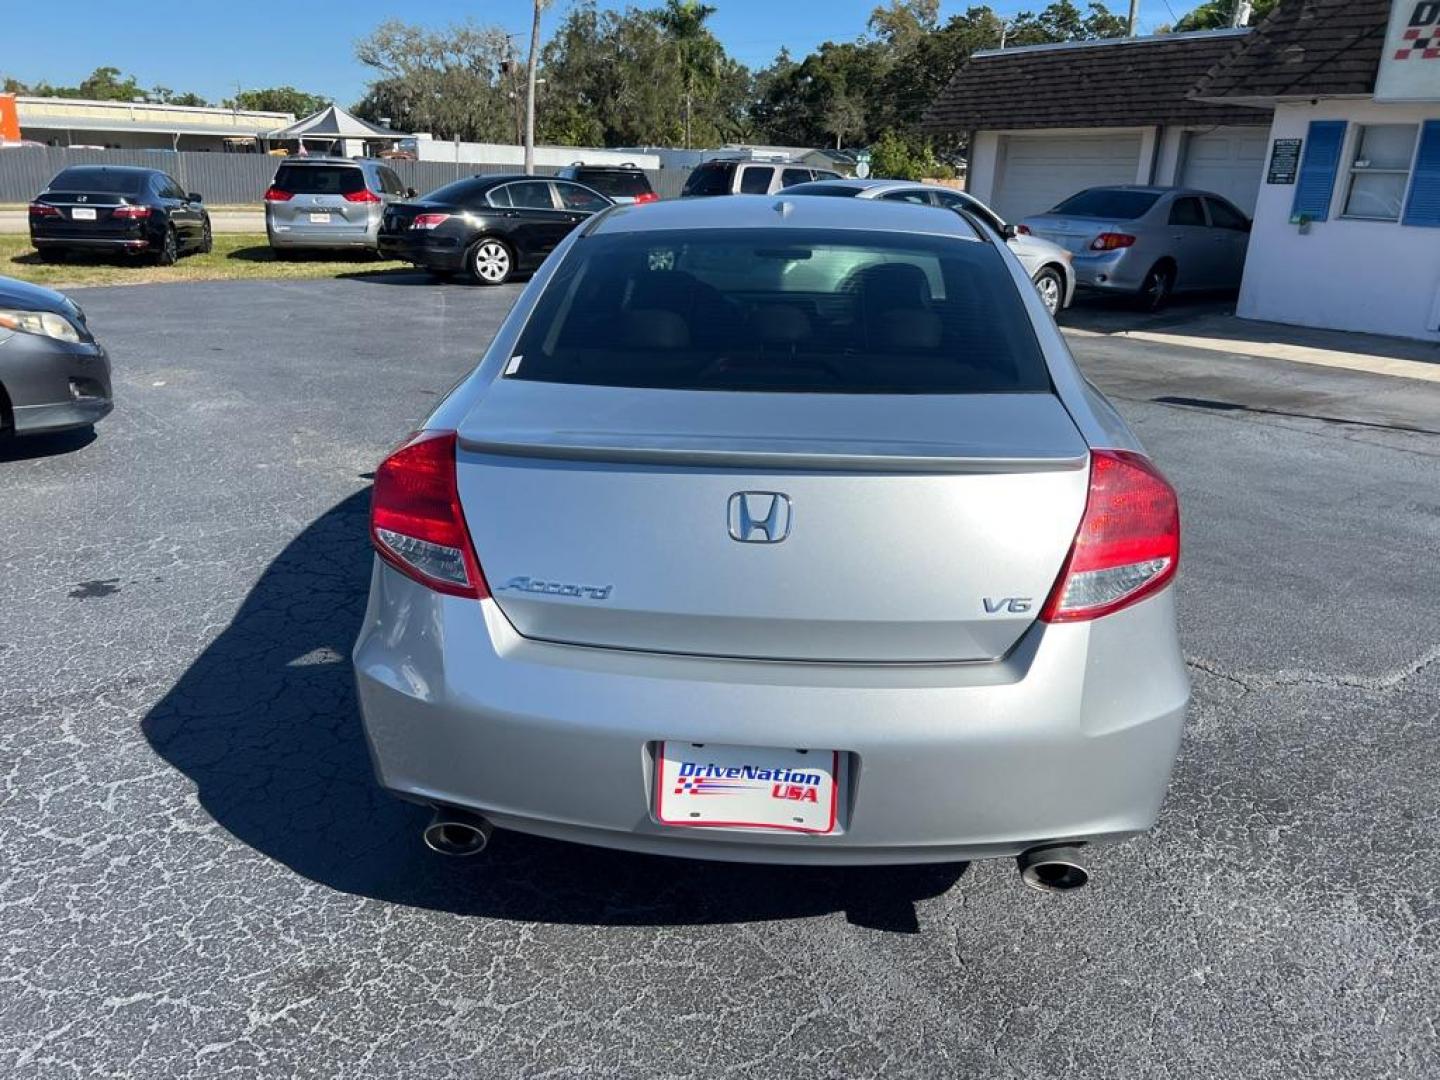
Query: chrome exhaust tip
[[1017, 845, 1089, 893], [422, 807, 493, 856]]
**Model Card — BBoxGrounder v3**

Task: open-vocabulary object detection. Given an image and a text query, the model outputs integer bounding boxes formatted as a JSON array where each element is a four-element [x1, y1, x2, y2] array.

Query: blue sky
[[3, 1, 1201, 107]]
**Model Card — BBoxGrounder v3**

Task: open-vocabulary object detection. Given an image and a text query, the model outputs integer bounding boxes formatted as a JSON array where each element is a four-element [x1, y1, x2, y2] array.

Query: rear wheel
[[467, 238, 513, 286], [198, 217, 213, 255], [1137, 263, 1174, 312], [1033, 267, 1064, 316], [154, 226, 179, 267]]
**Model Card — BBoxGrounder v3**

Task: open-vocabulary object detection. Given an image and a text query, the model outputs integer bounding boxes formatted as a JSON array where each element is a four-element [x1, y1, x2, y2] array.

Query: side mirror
[[1002, 223, 1019, 240], [187, 192, 203, 203], [406, 187, 418, 199]]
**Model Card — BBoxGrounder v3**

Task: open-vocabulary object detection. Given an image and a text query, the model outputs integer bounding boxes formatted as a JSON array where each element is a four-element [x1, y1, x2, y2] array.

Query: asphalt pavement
[[1, 279, 1437, 1079]]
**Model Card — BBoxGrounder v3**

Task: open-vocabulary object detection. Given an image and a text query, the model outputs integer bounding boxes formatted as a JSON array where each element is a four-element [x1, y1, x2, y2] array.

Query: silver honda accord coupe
[[353, 195, 1189, 890]]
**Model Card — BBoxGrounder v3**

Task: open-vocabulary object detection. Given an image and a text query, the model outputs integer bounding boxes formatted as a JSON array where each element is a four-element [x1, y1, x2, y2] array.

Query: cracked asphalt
[[1, 277, 1437, 1079]]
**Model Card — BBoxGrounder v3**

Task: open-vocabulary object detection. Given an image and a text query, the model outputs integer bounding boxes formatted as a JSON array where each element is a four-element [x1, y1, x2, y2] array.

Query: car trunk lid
[[455, 381, 1089, 663], [1022, 215, 1126, 254]]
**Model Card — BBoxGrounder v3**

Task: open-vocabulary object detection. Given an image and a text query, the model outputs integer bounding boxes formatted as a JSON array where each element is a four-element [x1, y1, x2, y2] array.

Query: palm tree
[[656, 0, 720, 149]]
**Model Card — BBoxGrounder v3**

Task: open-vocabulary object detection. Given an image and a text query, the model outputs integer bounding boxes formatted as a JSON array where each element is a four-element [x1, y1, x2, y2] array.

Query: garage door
[[1180, 127, 1269, 214], [993, 133, 1142, 221]]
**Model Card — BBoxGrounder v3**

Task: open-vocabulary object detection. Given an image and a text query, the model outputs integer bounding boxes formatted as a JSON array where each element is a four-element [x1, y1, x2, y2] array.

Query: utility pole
[[1231, 1, 1253, 27], [523, 0, 545, 176], [1128, 0, 1140, 36]]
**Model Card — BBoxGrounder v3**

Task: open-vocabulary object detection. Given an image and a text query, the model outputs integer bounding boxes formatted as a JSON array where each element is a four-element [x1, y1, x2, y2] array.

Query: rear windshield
[[273, 164, 367, 196], [508, 228, 1048, 394], [681, 164, 732, 197], [780, 183, 861, 198], [422, 177, 494, 206], [1049, 189, 1160, 219], [576, 170, 653, 198], [48, 168, 147, 195]]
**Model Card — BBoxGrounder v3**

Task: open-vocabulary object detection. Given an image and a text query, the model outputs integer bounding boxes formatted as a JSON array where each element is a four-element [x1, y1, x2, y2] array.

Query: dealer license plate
[[655, 742, 838, 833], [71, 207, 97, 220], [309, 212, 331, 224]]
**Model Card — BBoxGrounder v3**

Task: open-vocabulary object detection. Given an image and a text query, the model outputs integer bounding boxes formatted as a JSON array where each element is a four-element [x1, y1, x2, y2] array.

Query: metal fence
[[0, 147, 689, 205]]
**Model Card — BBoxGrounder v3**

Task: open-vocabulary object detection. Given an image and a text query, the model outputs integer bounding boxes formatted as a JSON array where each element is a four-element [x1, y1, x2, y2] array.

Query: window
[[1051, 189, 1160, 219], [1204, 197, 1249, 231], [1167, 197, 1206, 227], [880, 190, 932, 205], [681, 164, 732, 197], [501, 181, 556, 210], [48, 167, 146, 195], [272, 165, 365, 196], [575, 169, 653, 199], [781, 168, 812, 188], [555, 182, 610, 212], [1343, 124, 1419, 221], [507, 228, 1048, 395], [377, 167, 406, 195], [155, 176, 185, 200], [738, 166, 773, 194]]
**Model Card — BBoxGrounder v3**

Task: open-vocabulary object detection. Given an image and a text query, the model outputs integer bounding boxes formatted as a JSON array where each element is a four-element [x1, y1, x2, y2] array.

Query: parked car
[[781, 178, 1076, 316], [354, 195, 1188, 889], [264, 158, 412, 254], [1019, 186, 1251, 310], [377, 174, 613, 285], [28, 165, 211, 266], [0, 275, 112, 437], [680, 158, 843, 198], [555, 162, 657, 205]]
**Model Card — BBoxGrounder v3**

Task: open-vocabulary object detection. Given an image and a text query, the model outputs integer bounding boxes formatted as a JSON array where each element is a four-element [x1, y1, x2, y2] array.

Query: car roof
[[54, 164, 161, 176], [588, 193, 983, 240], [567, 162, 642, 171]]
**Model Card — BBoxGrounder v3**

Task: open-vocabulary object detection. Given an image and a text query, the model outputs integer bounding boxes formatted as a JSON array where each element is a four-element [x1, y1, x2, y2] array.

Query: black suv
[[555, 163, 657, 205]]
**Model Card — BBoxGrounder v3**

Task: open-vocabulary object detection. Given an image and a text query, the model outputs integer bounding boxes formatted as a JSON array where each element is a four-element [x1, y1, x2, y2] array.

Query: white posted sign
[[1375, 1, 1440, 101]]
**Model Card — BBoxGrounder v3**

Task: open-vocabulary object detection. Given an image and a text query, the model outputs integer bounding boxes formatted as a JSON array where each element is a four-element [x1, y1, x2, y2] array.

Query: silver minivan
[[264, 158, 410, 253]]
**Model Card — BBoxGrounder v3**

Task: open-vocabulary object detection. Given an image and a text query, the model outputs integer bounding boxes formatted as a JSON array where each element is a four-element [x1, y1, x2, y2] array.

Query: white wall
[[967, 131, 1003, 206], [417, 140, 659, 170], [1239, 99, 1440, 343]]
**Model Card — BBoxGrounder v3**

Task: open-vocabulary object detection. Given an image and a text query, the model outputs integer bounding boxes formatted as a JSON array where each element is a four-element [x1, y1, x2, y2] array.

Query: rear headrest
[[858, 262, 933, 309], [623, 309, 690, 350]]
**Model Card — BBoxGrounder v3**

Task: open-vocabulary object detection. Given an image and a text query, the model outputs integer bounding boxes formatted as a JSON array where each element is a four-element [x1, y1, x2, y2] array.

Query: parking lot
[[2, 276, 1439, 1078]]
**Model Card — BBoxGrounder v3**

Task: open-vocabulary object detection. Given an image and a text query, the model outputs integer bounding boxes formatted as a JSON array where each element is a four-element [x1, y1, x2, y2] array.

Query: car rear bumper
[[1, 332, 112, 435], [354, 562, 1190, 866], [267, 221, 377, 250], [377, 232, 468, 270], [31, 234, 153, 251], [1071, 250, 1148, 293]]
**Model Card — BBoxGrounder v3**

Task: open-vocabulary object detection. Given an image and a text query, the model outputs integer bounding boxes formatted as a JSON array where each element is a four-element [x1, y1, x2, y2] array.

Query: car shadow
[[0, 426, 97, 460], [141, 490, 965, 932]]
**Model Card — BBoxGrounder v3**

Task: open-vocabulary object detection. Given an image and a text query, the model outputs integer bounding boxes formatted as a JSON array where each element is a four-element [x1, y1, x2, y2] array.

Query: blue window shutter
[[1291, 120, 1346, 222], [1402, 120, 1440, 228]]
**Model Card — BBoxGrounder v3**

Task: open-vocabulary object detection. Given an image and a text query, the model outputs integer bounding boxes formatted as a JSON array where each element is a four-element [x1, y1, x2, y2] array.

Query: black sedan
[[0, 275, 112, 437], [29, 165, 212, 266], [378, 175, 613, 285]]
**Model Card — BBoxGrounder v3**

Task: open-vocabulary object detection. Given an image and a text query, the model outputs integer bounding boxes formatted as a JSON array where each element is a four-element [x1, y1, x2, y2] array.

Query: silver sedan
[[780, 177, 1076, 316], [353, 195, 1188, 890], [1019, 186, 1252, 311]]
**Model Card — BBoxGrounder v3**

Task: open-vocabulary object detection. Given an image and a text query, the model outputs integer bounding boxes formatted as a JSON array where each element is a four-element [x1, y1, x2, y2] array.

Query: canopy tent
[[267, 104, 406, 142]]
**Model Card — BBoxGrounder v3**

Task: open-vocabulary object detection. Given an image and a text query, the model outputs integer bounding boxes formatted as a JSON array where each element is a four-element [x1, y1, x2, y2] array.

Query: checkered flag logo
[[1395, 5, 1440, 60]]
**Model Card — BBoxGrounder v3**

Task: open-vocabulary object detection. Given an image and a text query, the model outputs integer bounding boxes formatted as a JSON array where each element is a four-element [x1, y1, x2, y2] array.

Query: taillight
[[1089, 232, 1136, 251], [633, 192, 659, 204], [264, 186, 292, 202], [1039, 450, 1179, 623], [28, 202, 62, 218], [409, 213, 451, 230], [111, 204, 151, 219], [370, 430, 487, 599], [344, 189, 382, 203]]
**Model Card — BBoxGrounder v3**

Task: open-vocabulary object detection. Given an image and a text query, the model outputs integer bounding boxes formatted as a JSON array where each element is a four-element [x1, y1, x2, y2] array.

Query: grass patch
[[0, 233, 409, 289]]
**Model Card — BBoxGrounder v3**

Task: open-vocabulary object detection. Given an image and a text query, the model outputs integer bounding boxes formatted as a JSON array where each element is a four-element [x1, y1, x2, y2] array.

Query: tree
[[869, 128, 952, 180], [1006, 2, 1128, 47], [655, 1, 724, 149], [225, 87, 329, 117], [353, 19, 512, 142], [1173, 0, 1277, 30], [3, 67, 208, 105]]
